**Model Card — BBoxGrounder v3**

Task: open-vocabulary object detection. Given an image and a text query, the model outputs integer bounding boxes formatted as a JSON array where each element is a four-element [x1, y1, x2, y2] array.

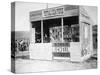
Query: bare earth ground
[[11, 51, 97, 73]]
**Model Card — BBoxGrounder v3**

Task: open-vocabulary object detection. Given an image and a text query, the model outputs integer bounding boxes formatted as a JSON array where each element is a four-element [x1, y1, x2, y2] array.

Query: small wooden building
[[29, 5, 93, 62]]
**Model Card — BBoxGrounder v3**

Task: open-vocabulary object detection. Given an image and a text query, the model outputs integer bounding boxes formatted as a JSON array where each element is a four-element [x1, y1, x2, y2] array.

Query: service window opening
[[31, 21, 41, 43], [63, 16, 79, 42], [31, 16, 79, 43], [43, 18, 61, 43]]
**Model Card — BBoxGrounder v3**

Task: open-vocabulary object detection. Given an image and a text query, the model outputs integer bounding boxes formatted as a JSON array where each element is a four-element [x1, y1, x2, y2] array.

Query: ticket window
[[63, 16, 79, 42], [31, 16, 79, 44], [43, 18, 61, 43], [31, 21, 41, 43]]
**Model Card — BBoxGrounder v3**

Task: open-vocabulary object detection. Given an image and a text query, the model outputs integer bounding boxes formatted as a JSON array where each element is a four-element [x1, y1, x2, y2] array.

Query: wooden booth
[[29, 5, 93, 62]]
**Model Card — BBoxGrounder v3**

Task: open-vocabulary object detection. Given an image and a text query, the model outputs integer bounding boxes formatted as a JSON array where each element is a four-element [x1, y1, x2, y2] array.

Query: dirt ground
[[11, 56, 97, 73]]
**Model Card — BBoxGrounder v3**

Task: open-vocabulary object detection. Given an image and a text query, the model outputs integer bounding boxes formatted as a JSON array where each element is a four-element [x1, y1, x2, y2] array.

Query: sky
[[12, 2, 97, 31]]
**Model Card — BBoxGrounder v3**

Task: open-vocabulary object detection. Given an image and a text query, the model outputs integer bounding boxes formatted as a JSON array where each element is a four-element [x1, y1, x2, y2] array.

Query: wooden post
[[61, 18, 64, 42], [41, 20, 43, 43]]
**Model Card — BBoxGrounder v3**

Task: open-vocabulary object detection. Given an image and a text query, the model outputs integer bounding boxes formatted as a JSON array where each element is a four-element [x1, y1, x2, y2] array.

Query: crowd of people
[[11, 39, 30, 57]]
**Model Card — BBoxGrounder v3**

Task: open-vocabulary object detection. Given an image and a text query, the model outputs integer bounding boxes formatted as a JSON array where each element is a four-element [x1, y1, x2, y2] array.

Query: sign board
[[55, 47, 68, 53], [52, 43, 70, 57], [42, 7, 64, 17], [53, 43, 70, 52]]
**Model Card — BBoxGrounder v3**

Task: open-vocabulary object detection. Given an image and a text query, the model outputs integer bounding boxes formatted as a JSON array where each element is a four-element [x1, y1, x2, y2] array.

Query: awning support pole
[[61, 17, 64, 42], [41, 20, 43, 43]]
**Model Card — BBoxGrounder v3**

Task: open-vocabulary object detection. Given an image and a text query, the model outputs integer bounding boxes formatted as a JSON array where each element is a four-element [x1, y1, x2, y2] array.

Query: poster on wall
[[81, 22, 91, 57], [50, 26, 62, 42]]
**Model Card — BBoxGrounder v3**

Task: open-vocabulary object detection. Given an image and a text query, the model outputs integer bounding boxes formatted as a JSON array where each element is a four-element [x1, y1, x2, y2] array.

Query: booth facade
[[29, 5, 93, 62]]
